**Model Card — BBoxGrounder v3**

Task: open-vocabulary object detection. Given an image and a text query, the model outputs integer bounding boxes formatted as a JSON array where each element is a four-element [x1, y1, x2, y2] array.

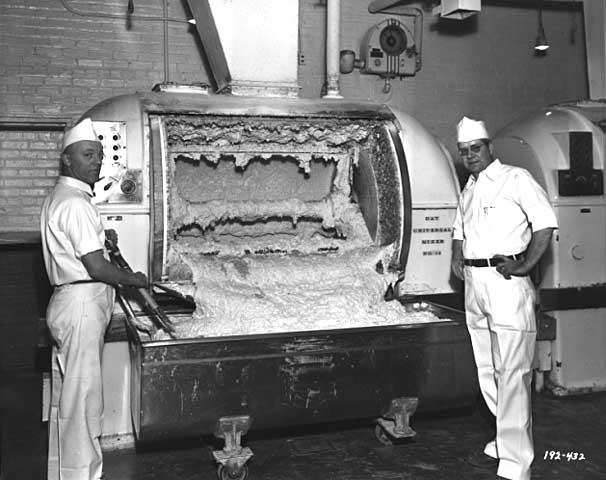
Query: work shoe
[[465, 450, 498, 470]]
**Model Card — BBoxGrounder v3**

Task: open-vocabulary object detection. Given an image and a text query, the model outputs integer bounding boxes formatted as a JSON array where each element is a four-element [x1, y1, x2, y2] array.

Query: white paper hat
[[62, 118, 99, 151], [457, 116, 490, 143]]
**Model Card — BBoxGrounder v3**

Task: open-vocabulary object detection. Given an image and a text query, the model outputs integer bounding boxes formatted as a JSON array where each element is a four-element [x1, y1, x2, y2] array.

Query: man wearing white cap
[[451, 117, 557, 480], [40, 118, 148, 480]]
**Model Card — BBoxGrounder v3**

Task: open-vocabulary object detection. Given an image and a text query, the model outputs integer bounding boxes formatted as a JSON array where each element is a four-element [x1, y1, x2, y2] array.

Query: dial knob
[[120, 178, 137, 195], [571, 245, 585, 260]]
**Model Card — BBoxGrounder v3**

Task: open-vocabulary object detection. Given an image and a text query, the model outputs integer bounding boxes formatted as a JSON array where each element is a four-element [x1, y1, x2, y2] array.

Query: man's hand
[[451, 239, 465, 281], [495, 228, 554, 280], [493, 255, 529, 280], [130, 271, 148, 289], [105, 229, 118, 247], [451, 258, 464, 281]]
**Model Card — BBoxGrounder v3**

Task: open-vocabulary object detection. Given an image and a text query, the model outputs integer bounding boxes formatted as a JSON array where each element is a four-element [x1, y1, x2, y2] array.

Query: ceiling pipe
[[583, 0, 606, 99], [163, 0, 169, 83], [324, 0, 343, 99]]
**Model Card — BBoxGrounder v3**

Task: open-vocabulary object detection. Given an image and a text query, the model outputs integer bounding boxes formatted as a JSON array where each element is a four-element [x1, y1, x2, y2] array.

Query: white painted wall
[[209, 0, 300, 96]]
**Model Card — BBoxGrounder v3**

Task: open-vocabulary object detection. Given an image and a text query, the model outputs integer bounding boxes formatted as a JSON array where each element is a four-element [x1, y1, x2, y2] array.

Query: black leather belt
[[464, 253, 523, 267], [55, 279, 99, 287]]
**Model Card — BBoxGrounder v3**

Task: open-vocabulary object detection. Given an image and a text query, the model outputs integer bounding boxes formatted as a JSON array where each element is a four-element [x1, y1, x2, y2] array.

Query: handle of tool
[[116, 289, 136, 320], [137, 286, 157, 308], [105, 238, 176, 336], [105, 239, 156, 307], [138, 288, 176, 334], [115, 290, 153, 337], [105, 240, 133, 272]]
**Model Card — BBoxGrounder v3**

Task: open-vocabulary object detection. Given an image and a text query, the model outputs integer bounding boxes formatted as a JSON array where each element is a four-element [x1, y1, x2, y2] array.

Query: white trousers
[[46, 283, 114, 480], [464, 266, 536, 480]]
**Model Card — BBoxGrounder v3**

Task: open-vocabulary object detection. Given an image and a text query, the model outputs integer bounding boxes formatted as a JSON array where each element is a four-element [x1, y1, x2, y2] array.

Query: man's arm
[[81, 250, 147, 288], [495, 227, 555, 280], [451, 239, 464, 281]]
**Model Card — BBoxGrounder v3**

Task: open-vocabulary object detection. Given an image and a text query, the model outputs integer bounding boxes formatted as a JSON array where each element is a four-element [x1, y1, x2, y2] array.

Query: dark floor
[[2, 372, 605, 480]]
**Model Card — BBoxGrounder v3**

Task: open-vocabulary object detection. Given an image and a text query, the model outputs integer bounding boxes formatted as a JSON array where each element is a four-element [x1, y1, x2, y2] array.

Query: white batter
[[154, 243, 442, 339]]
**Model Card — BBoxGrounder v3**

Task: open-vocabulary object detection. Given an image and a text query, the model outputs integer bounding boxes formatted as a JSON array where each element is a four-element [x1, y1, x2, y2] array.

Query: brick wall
[[0, 129, 62, 230], [0, 0, 208, 231], [0, 0, 207, 119], [0, 0, 588, 232]]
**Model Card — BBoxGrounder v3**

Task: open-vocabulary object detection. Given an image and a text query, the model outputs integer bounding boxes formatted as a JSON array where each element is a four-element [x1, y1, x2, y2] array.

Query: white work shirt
[[452, 159, 558, 259], [41, 176, 106, 286]]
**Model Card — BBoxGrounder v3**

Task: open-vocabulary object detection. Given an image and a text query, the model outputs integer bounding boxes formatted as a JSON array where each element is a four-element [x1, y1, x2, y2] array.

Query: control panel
[[92, 120, 142, 204], [558, 131, 604, 196]]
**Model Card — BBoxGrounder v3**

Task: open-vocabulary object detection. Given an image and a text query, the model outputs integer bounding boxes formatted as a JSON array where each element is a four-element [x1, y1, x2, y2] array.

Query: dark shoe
[[465, 450, 498, 470]]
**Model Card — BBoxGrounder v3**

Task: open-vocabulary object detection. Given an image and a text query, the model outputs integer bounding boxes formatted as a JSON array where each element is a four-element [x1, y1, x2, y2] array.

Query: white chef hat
[[62, 118, 99, 151], [457, 116, 490, 143]]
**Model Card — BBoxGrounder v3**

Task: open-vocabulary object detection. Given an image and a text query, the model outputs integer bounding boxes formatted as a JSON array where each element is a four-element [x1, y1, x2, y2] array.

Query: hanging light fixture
[[534, 0, 549, 52]]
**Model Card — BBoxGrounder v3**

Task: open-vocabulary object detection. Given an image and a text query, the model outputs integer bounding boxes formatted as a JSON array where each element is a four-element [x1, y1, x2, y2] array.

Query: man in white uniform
[[41, 118, 147, 480], [451, 117, 557, 480]]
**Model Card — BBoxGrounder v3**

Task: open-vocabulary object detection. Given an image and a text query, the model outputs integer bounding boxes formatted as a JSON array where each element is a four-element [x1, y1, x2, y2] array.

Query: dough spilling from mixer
[[154, 244, 442, 339], [152, 116, 444, 339]]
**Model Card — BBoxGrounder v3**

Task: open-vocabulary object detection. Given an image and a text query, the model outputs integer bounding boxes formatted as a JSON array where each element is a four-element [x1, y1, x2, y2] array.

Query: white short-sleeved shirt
[[452, 159, 558, 259], [40, 176, 106, 286]]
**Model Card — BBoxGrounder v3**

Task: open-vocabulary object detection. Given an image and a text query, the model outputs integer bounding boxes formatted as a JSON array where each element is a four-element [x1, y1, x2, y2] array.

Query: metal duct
[[185, 0, 231, 92]]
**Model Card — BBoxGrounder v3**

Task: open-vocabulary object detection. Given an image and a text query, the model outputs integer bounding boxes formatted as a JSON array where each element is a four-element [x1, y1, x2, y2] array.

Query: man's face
[[457, 139, 493, 177], [63, 140, 104, 186]]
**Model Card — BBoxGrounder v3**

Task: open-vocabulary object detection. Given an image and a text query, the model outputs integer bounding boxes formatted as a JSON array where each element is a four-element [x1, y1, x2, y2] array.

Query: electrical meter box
[[360, 17, 421, 78]]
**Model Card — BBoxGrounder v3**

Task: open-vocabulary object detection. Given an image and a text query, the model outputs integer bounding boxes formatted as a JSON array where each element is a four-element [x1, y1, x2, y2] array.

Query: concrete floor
[[2, 371, 605, 480]]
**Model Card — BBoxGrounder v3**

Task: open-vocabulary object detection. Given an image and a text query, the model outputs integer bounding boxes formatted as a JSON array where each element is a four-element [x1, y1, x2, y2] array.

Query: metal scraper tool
[[105, 238, 177, 337]]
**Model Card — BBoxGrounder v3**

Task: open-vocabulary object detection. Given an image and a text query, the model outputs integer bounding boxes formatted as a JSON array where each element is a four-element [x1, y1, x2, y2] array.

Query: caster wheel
[[374, 423, 393, 446], [217, 464, 249, 480]]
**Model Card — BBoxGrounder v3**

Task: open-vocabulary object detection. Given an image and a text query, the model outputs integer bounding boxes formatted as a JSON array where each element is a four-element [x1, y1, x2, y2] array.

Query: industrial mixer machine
[[81, 90, 477, 479]]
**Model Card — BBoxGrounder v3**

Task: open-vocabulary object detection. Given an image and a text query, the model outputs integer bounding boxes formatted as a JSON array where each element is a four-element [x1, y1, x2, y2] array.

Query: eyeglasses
[[458, 141, 486, 157]]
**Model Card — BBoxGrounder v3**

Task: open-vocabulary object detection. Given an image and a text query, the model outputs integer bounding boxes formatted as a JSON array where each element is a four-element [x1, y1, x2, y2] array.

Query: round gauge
[[120, 178, 137, 195], [379, 24, 407, 56], [93, 158, 127, 203]]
